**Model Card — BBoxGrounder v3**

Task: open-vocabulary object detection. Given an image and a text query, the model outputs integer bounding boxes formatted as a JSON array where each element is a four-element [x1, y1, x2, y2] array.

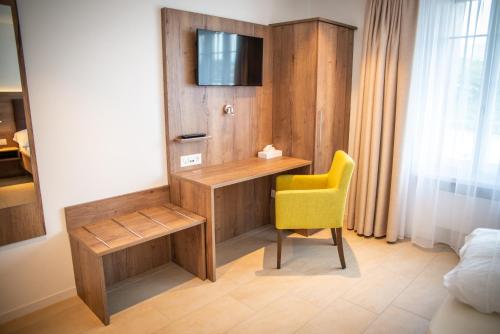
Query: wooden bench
[[65, 187, 206, 325]]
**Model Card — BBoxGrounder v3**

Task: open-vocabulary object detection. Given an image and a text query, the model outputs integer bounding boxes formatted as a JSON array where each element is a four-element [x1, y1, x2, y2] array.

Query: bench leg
[[70, 237, 109, 325]]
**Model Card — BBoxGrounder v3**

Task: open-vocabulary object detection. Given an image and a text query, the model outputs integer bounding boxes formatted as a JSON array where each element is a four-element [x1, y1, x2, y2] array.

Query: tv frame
[[195, 28, 264, 87]]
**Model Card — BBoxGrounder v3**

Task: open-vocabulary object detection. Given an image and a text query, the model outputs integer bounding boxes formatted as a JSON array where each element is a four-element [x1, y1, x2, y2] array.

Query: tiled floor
[[0, 227, 458, 334]]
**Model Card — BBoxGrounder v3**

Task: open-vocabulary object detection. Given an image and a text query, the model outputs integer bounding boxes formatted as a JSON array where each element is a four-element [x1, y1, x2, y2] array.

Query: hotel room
[[0, 0, 499, 333]]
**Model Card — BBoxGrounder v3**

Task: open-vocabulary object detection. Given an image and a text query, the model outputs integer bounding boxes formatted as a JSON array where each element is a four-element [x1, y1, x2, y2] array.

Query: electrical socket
[[0, 138, 7, 145], [180, 153, 202, 167]]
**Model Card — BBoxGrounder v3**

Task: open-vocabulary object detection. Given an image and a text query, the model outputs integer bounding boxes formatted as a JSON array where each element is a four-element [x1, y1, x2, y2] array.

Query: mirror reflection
[[0, 3, 44, 245]]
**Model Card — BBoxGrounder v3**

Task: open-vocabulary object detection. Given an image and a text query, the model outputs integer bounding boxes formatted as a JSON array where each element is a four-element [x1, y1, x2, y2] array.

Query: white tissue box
[[258, 149, 282, 159]]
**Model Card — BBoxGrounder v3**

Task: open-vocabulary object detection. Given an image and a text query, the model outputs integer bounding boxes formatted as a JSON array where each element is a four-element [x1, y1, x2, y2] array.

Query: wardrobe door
[[272, 22, 318, 161], [314, 22, 353, 173]]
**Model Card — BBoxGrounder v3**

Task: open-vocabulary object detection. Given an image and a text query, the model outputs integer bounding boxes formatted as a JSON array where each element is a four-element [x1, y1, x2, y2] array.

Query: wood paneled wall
[[162, 8, 273, 175], [272, 19, 355, 174]]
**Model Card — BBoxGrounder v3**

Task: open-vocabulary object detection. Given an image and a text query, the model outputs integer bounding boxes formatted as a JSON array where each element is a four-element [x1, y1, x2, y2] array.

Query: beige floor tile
[[85, 305, 168, 334], [363, 306, 429, 334], [392, 274, 448, 320], [421, 251, 459, 279], [296, 298, 377, 334], [1, 227, 456, 334], [3, 299, 101, 334], [342, 268, 412, 314], [107, 263, 195, 314], [228, 295, 322, 334], [380, 243, 439, 279], [291, 274, 361, 308], [148, 277, 239, 323], [393, 251, 458, 320], [0, 297, 82, 334], [229, 275, 301, 310], [154, 295, 254, 334]]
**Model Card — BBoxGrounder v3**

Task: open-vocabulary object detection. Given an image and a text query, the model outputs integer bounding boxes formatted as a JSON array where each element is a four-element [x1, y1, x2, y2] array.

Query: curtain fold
[[393, 0, 500, 252], [348, 0, 419, 240]]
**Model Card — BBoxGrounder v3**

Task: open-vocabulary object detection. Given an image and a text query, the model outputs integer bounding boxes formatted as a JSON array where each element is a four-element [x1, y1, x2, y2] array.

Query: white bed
[[13, 129, 32, 174]]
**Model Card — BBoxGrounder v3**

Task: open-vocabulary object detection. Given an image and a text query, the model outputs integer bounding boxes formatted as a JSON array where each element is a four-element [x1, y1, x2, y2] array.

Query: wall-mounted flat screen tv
[[196, 29, 263, 86]]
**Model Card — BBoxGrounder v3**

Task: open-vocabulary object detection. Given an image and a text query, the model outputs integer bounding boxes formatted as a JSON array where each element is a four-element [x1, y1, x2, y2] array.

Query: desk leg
[[170, 178, 216, 282], [70, 237, 109, 325]]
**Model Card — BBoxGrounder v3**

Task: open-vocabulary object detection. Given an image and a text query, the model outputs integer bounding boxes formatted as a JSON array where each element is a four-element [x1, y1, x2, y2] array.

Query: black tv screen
[[196, 29, 263, 86]]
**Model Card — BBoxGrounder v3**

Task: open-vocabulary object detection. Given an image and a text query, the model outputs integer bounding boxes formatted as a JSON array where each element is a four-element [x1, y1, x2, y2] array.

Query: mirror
[[0, 0, 45, 245]]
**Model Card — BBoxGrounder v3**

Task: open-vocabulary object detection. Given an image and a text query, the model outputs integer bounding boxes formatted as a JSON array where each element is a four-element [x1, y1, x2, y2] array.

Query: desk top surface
[[171, 156, 311, 189]]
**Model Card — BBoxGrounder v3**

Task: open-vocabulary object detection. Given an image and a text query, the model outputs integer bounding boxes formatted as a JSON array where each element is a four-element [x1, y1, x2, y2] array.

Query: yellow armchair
[[275, 150, 355, 269]]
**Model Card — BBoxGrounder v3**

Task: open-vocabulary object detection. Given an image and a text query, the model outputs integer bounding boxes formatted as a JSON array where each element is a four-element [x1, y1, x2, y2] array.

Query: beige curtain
[[347, 0, 418, 241]]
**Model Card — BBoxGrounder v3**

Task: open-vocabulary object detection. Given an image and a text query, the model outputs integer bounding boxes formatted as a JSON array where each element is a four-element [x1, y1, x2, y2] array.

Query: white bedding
[[13, 129, 29, 150], [19, 145, 30, 158], [443, 228, 500, 314]]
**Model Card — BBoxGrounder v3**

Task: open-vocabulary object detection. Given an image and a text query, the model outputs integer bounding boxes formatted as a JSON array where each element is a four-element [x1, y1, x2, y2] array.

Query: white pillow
[[13, 129, 29, 148], [444, 228, 500, 314]]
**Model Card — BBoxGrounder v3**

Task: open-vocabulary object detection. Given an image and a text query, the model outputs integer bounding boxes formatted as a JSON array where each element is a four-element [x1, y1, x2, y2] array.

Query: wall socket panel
[[180, 153, 202, 167], [0, 138, 7, 145]]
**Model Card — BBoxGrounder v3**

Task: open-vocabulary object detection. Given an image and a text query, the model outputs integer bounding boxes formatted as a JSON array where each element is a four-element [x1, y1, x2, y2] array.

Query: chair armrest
[[276, 174, 328, 191], [275, 188, 346, 229]]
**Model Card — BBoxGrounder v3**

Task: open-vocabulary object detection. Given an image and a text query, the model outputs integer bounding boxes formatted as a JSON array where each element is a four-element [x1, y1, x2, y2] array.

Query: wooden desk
[[170, 156, 312, 281]]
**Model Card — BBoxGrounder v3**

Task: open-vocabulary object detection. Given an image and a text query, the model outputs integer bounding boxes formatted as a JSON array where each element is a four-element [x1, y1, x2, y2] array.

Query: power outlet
[[180, 153, 202, 167], [0, 138, 7, 145]]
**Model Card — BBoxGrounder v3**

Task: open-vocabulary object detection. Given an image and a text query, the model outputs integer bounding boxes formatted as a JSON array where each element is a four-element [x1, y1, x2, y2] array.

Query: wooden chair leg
[[277, 229, 282, 269], [330, 228, 337, 245], [335, 228, 346, 269]]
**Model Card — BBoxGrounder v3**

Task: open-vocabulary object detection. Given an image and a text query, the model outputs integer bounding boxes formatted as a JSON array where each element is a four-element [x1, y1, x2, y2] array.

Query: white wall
[[0, 0, 367, 322]]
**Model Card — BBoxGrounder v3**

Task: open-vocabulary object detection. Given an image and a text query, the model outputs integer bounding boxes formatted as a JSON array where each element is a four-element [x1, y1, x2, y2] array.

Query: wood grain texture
[[0, 0, 46, 246], [64, 186, 170, 230], [0, 202, 44, 245], [170, 158, 312, 280], [270, 17, 358, 30], [272, 21, 318, 163], [272, 19, 354, 174], [170, 156, 311, 189], [170, 178, 215, 281], [66, 186, 208, 325], [162, 8, 273, 175], [213, 176, 272, 242], [171, 223, 206, 279], [70, 237, 109, 325], [69, 204, 205, 256], [102, 236, 171, 286], [314, 23, 353, 173]]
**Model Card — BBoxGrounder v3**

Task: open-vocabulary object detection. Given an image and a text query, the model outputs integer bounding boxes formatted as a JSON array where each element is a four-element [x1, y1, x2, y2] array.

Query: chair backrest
[[327, 151, 355, 193]]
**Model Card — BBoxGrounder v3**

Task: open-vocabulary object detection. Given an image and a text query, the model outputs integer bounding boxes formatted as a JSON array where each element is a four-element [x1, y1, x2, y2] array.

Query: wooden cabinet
[[272, 18, 355, 173]]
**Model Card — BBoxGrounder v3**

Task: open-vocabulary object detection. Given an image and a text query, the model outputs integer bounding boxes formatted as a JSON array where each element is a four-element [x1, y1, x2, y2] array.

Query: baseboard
[[0, 287, 76, 324]]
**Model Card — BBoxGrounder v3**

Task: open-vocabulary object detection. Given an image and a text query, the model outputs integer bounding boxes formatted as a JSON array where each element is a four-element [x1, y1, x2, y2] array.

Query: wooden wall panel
[[213, 176, 272, 242], [272, 22, 318, 162], [102, 236, 171, 286], [162, 8, 273, 175]]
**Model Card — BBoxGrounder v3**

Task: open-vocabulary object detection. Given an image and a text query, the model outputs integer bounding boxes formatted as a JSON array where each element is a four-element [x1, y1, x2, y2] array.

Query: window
[[422, 0, 499, 186]]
